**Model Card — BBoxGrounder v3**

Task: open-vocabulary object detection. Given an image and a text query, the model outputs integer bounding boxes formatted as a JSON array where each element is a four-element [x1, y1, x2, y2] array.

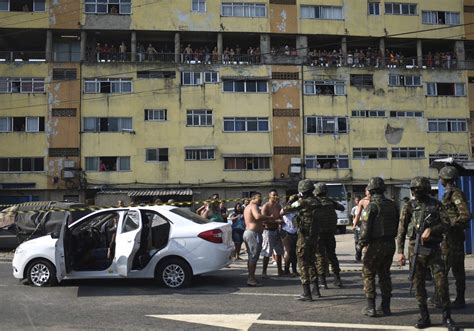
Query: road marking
[[147, 313, 440, 330]]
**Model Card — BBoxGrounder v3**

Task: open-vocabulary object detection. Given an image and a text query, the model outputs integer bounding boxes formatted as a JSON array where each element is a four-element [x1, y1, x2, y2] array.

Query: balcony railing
[[0, 50, 472, 70]]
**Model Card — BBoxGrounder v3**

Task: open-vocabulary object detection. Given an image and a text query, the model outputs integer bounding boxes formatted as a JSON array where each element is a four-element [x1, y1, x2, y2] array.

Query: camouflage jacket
[[359, 193, 399, 247], [442, 186, 471, 230], [396, 196, 449, 254], [284, 195, 320, 239]]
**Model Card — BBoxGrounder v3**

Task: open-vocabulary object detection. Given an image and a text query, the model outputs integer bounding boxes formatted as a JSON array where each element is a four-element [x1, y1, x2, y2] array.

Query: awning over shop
[[127, 189, 193, 197]]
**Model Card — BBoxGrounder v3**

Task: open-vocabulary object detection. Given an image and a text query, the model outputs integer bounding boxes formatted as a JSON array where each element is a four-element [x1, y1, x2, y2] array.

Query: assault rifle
[[409, 213, 433, 294]]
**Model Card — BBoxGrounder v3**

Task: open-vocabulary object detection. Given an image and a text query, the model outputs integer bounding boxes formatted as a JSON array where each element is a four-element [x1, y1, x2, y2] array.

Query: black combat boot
[[442, 308, 457, 331], [318, 275, 328, 289], [363, 298, 376, 317], [333, 272, 343, 288], [451, 290, 466, 309], [310, 281, 321, 298], [377, 296, 391, 316], [296, 284, 313, 302], [415, 305, 431, 329]]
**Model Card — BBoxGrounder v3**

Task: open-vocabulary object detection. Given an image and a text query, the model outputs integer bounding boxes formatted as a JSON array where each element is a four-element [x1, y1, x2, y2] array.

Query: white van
[[326, 183, 350, 234]]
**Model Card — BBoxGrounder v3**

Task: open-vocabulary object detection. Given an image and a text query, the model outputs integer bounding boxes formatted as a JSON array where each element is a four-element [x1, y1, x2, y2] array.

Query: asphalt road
[[1, 233, 473, 330]]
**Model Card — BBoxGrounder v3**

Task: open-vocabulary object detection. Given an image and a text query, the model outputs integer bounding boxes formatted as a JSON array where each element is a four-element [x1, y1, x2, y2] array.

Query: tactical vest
[[317, 196, 338, 234], [295, 196, 320, 238], [367, 195, 398, 239], [407, 198, 444, 243]]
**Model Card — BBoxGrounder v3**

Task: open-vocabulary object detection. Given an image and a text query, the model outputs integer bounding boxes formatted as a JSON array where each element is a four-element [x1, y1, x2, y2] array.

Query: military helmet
[[314, 182, 327, 195], [298, 179, 314, 193], [410, 176, 431, 192], [366, 177, 385, 191], [439, 165, 459, 181]]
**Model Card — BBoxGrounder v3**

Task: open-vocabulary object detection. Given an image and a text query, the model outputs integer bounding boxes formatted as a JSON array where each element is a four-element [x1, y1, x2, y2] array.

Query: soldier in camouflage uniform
[[314, 183, 345, 289], [284, 179, 321, 301], [358, 177, 399, 317], [397, 177, 455, 329], [439, 165, 471, 309]]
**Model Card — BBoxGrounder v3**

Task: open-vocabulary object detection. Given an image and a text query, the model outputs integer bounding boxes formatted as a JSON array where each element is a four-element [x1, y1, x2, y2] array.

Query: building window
[[300, 5, 343, 20], [0, 0, 45, 12], [0, 117, 45, 132], [353, 148, 388, 159], [85, 156, 130, 171], [223, 117, 269, 132], [221, 3, 266, 17], [223, 80, 268, 93], [181, 72, 202, 85], [388, 74, 421, 87], [146, 148, 169, 162], [187, 110, 213, 126], [0, 77, 44, 93], [368, 2, 380, 15], [185, 148, 215, 160], [224, 157, 270, 170], [52, 108, 77, 117], [83, 117, 132, 132], [52, 68, 77, 81], [304, 80, 345, 95], [85, 0, 131, 14], [391, 147, 425, 159], [0, 157, 44, 172], [350, 74, 373, 87], [384, 2, 416, 15], [145, 109, 167, 121], [84, 78, 132, 94], [426, 83, 465, 96], [351, 110, 385, 117], [429, 153, 468, 164], [192, 0, 206, 12], [306, 155, 349, 169], [389, 111, 423, 118], [422, 11, 460, 25], [137, 71, 176, 79], [204, 71, 219, 83], [428, 119, 467, 132], [305, 116, 348, 134]]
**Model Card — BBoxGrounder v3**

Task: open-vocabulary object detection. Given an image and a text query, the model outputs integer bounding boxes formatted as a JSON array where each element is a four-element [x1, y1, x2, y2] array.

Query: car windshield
[[170, 208, 211, 224], [326, 185, 346, 201]]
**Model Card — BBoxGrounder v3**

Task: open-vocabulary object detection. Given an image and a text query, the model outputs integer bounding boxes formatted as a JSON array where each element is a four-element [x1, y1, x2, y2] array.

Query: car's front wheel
[[26, 259, 58, 287], [156, 258, 192, 289]]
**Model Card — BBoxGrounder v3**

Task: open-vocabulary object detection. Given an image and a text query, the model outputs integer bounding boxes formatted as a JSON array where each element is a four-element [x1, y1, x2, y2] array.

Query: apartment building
[[0, 0, 470, 204]]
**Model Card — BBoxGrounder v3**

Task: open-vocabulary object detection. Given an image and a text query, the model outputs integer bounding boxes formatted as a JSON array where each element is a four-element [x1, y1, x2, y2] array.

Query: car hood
[[16, 234, 56, 251]]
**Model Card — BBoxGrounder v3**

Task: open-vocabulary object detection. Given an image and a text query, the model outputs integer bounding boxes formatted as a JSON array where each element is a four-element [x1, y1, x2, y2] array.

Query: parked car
[[12, 205, 233, 288], [0, 201, 91, 249]]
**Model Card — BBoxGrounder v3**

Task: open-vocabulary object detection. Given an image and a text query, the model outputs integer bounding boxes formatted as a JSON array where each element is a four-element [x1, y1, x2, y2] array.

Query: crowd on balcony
[[83, 40, 457, 69]]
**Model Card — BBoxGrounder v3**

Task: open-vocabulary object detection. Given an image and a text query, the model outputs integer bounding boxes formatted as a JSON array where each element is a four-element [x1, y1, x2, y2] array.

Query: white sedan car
[[12, 206, 233, 288]]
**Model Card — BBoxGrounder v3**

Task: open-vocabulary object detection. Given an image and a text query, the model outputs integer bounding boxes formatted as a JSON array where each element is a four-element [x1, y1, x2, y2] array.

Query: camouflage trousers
[[362, 239, 395, 299], [297, 234, 318, 285], [409, 243, 450, 308], [316, 233, 341, 276], [442, 232, 466, 292]]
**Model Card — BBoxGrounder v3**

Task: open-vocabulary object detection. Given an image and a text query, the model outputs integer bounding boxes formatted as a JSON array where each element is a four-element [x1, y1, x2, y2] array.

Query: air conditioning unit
[[63, 170, 76, 179], [64, 160, 76, 169], [290, 157, 301, 174]]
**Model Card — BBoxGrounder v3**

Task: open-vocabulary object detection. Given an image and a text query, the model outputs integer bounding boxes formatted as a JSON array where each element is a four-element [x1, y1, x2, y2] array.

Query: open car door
[[114, 209, 142, 277], [54, 216, 72, 283]]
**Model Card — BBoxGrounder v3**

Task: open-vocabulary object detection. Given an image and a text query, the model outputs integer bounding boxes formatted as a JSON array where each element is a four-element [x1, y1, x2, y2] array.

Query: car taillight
[[198, 229, 223, 244]]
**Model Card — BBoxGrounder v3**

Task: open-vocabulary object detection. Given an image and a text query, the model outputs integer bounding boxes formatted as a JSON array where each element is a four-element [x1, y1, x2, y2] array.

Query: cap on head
[[438, 165, 459, 181], [367, 177, 385, 192], [410, 176, 431, 193], [298, 179, 314, 194], [314, 182, 327, 195]]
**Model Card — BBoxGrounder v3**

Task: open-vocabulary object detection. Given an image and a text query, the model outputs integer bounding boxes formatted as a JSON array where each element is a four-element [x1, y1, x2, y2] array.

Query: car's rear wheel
[[156, 258, 192, 289], [27, 259, 58, 287]]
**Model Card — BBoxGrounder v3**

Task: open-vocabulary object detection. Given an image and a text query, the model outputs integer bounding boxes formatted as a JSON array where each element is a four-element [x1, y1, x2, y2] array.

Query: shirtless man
[[243, 192, 275, 286], [352, 188, 371, 261], [261, 189, 284, 277]]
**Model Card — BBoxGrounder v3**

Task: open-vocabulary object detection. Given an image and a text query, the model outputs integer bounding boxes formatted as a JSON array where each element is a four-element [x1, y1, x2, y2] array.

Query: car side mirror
[[51, 232, 60, 239]]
